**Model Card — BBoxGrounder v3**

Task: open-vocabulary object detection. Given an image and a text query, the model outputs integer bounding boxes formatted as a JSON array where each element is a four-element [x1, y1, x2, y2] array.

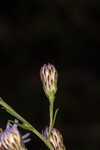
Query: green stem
[[49, 98, 54, 135]]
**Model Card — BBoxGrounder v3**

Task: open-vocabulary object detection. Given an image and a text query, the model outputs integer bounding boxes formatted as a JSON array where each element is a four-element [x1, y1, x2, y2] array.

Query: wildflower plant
[[0, 63, 66, 150]]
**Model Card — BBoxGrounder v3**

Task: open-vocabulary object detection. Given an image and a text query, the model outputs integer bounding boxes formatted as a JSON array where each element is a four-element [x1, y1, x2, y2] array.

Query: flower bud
[[0, 120, 31, 150], [40, 64, 58, 102], [42, 127, 66, 150]]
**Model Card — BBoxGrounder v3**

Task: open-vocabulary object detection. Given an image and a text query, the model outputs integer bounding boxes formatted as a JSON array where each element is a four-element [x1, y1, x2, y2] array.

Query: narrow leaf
[[52, 108, 59, 128]]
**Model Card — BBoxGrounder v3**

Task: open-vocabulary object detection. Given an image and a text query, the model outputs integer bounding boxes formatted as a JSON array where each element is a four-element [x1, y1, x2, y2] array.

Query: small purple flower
[[42, 127, 65, 150], [40, 64, 58, 101], [0, 120, 31, 150]]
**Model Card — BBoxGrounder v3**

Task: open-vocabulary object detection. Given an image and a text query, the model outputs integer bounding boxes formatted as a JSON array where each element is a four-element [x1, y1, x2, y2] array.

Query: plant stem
[[49, 97, 54, 135]]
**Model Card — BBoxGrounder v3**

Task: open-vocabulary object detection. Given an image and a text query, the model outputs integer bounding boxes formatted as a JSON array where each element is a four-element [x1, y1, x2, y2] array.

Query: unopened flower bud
[[0, 120, 31, 150], [40, 64, 58, 102], [42, 127, 66, 150]]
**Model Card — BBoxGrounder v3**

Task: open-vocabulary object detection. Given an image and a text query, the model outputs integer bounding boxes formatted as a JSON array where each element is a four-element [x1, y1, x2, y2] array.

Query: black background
[[0, 0, 99, 150]]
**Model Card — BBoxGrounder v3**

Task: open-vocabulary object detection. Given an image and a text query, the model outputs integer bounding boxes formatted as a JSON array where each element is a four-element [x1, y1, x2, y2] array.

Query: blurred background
[[0, 0, 99, 149]]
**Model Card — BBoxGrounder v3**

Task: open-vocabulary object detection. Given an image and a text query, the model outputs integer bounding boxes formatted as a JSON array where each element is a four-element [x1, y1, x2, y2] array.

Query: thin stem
[[49, 97, 54, 135], [30, 127, 54, 150]]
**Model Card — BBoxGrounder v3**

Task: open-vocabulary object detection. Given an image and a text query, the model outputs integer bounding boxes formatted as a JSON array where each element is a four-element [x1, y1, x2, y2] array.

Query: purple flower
[[0, 120, 31, 150], [40, 64, 58, 101], [42, 127, 65, 150]]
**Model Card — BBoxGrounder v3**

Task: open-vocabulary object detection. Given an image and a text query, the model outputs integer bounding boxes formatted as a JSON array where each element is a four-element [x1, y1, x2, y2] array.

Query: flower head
[[0, 120, 31, 150], [40, 64, 58, 102], [42, 127, 65, 150]]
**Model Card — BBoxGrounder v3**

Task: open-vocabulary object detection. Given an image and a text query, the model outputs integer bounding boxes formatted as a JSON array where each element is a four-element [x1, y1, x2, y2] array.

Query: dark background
[[0, 0, 99, 150]]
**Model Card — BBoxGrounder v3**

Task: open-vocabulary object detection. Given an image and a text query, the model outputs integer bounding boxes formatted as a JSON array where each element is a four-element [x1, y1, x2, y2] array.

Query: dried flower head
[[42, 127, 66, 150], [40, 64, 58, 102], [0, 120, 31, 150]]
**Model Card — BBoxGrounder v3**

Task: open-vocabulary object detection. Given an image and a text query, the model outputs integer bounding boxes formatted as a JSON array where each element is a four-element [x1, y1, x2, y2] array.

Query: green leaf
[[52, 108, 59, 128]]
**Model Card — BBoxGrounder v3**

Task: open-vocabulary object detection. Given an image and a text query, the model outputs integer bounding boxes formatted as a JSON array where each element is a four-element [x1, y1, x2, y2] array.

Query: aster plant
[[0, 63, 66, 150]]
